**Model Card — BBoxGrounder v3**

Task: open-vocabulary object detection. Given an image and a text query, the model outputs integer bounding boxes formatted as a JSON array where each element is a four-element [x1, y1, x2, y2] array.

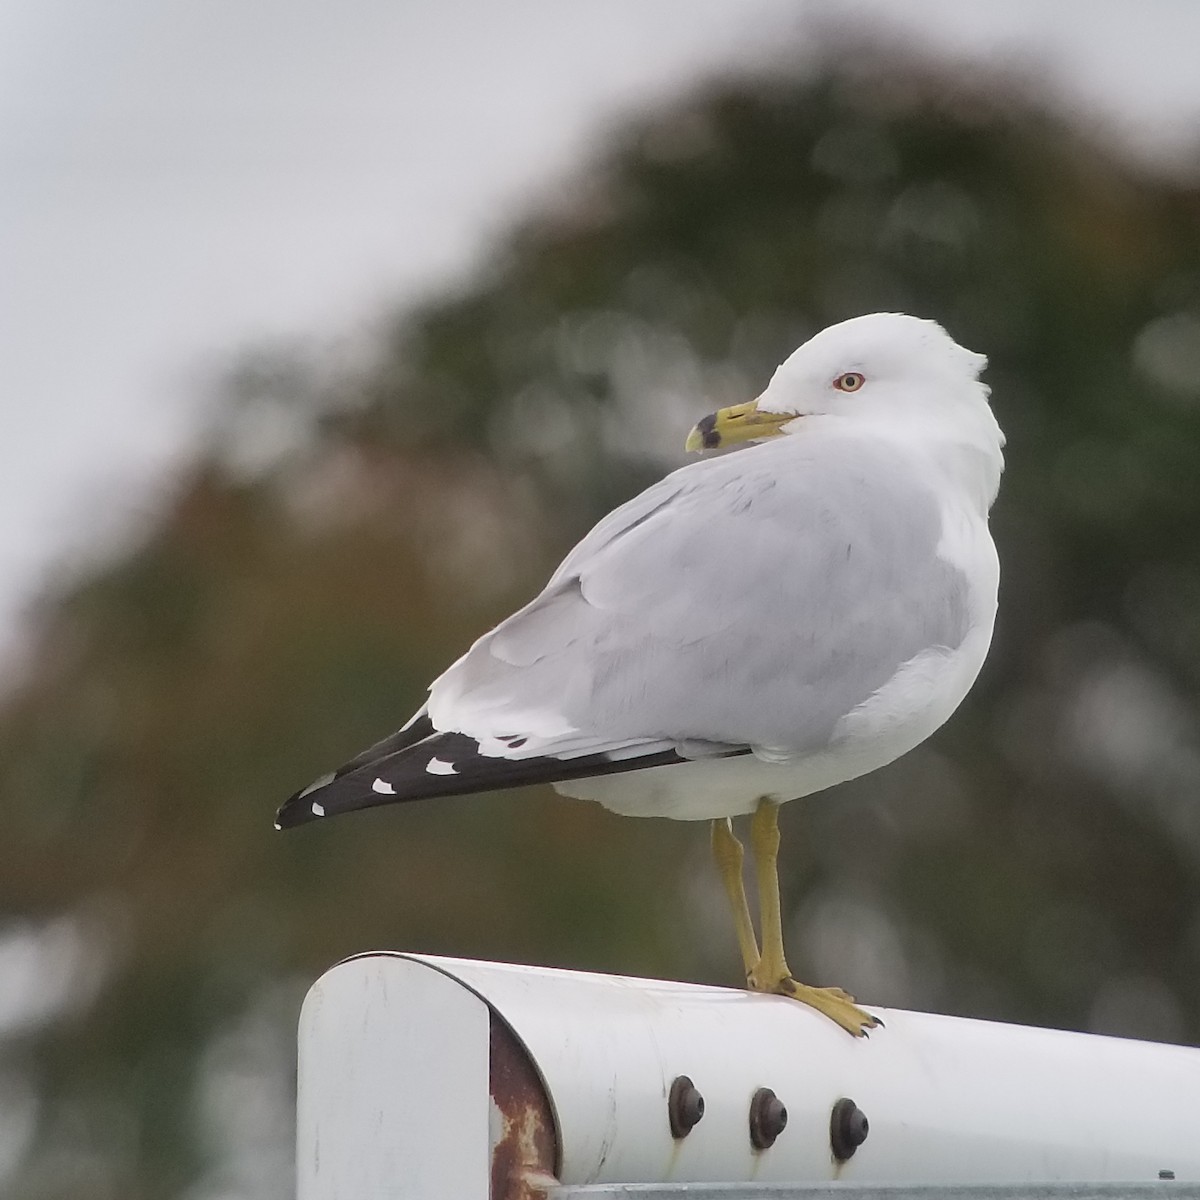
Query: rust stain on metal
[[490, 1014, 559, 1200]]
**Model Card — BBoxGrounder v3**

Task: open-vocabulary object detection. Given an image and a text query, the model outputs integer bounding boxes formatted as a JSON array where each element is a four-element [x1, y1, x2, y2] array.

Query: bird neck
[[916, 411, 1005, 516], [819, 403, 1004, 516]]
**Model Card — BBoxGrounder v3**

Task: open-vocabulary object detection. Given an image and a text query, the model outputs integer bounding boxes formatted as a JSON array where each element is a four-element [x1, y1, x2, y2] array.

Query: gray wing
[[428, 436, 971, 759]]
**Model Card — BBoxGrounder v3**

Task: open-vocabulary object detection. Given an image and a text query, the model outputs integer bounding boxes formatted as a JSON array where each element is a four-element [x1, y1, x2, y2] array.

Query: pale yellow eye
[[833, 371, 865, 392]]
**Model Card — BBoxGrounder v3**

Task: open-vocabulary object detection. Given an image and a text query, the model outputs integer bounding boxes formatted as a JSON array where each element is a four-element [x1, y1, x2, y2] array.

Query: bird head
[[686, 312, 998, 454]]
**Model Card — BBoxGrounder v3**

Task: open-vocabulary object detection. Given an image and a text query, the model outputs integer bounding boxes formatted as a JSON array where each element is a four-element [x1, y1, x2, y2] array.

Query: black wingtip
[[274, 784, 326, 830], [274, 797, 306, 830], [274, 712, 437, 832], [274, 720, 754, 832]]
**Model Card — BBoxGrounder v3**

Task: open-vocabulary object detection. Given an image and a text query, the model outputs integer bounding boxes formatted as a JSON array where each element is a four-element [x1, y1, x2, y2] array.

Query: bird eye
[[833, 372, 865, 392]]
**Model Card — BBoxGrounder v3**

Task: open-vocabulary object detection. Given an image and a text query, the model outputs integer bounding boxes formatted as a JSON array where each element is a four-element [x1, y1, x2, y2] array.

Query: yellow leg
[[748, 799, 790, 988], [710, 818, 759, 978], [747, 799, 881, 1038]]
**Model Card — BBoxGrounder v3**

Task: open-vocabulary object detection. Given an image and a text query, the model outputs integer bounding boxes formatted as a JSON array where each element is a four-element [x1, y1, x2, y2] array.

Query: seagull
[[276, 312, 1004, 1036]]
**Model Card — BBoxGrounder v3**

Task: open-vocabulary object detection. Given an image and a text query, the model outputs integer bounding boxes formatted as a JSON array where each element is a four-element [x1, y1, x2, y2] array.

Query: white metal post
[[296, 954, 493, 1199], [297, 953, 1200, 1198]]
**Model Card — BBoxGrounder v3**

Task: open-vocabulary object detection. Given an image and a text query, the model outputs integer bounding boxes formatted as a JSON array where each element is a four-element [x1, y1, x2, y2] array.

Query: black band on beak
[[694, 412, 720, 449]]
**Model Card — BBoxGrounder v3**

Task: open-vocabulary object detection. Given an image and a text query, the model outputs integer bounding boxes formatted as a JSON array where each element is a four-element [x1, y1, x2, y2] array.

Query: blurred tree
[[3, 35, 1200, 1199]]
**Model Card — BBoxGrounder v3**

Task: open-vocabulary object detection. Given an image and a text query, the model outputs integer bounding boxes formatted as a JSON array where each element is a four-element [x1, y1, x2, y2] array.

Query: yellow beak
[[685, 400, 796, 453]]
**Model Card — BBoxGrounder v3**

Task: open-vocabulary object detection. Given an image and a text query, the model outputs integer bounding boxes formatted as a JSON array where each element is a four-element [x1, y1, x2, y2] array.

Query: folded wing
[[278, 434, 969, 828]]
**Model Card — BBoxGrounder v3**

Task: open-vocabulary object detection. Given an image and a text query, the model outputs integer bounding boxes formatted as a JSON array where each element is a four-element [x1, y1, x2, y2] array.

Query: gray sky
[[3, 0, 1200, 670]]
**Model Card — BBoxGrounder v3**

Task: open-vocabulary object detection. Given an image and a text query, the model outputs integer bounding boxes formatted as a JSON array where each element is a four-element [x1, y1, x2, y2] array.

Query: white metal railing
[[295, 953, 1200, 1199]]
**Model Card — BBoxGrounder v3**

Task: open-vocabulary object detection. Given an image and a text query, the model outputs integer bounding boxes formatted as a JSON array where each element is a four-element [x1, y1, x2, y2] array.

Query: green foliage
[[3, 42, 1200, 1197]]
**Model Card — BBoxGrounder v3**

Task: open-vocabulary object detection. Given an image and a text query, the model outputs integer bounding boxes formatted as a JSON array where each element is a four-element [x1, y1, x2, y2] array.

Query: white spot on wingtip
[[311, 801, 325, 817], [372, 778, 396, 794], [426, 757, 457, 775]]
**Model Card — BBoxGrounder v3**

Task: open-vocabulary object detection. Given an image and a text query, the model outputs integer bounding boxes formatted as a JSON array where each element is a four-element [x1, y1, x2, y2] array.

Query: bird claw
[[748, 971, 881, 1037]]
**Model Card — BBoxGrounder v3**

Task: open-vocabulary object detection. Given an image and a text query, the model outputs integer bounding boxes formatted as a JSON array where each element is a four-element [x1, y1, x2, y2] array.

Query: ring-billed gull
[[277, 311, 1004, 1036]]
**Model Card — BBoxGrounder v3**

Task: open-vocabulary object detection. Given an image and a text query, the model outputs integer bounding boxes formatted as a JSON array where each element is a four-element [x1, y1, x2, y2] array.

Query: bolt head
[[830, 1096, 869, 1162], [668, 1075, 705, 1138], [749, 1087, 788, 1150]]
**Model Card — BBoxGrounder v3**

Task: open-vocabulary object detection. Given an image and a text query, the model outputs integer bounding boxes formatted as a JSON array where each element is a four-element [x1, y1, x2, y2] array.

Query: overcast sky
[[4, 0, 1200, 671]]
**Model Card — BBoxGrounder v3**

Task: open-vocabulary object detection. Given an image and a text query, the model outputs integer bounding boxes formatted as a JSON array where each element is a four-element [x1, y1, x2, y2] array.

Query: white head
[[686, 312, 1004, 504]]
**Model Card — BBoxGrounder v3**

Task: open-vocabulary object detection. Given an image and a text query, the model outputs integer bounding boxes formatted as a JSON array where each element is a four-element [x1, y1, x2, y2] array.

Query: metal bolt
[[830, 1097, 869, 1162], [749, 1087, 788, 1150], [667, 1075, 705, 1138]]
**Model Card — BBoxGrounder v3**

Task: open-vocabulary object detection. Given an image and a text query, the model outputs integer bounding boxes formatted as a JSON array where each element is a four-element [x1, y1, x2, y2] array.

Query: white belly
[[555, 623, 992, 819]]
